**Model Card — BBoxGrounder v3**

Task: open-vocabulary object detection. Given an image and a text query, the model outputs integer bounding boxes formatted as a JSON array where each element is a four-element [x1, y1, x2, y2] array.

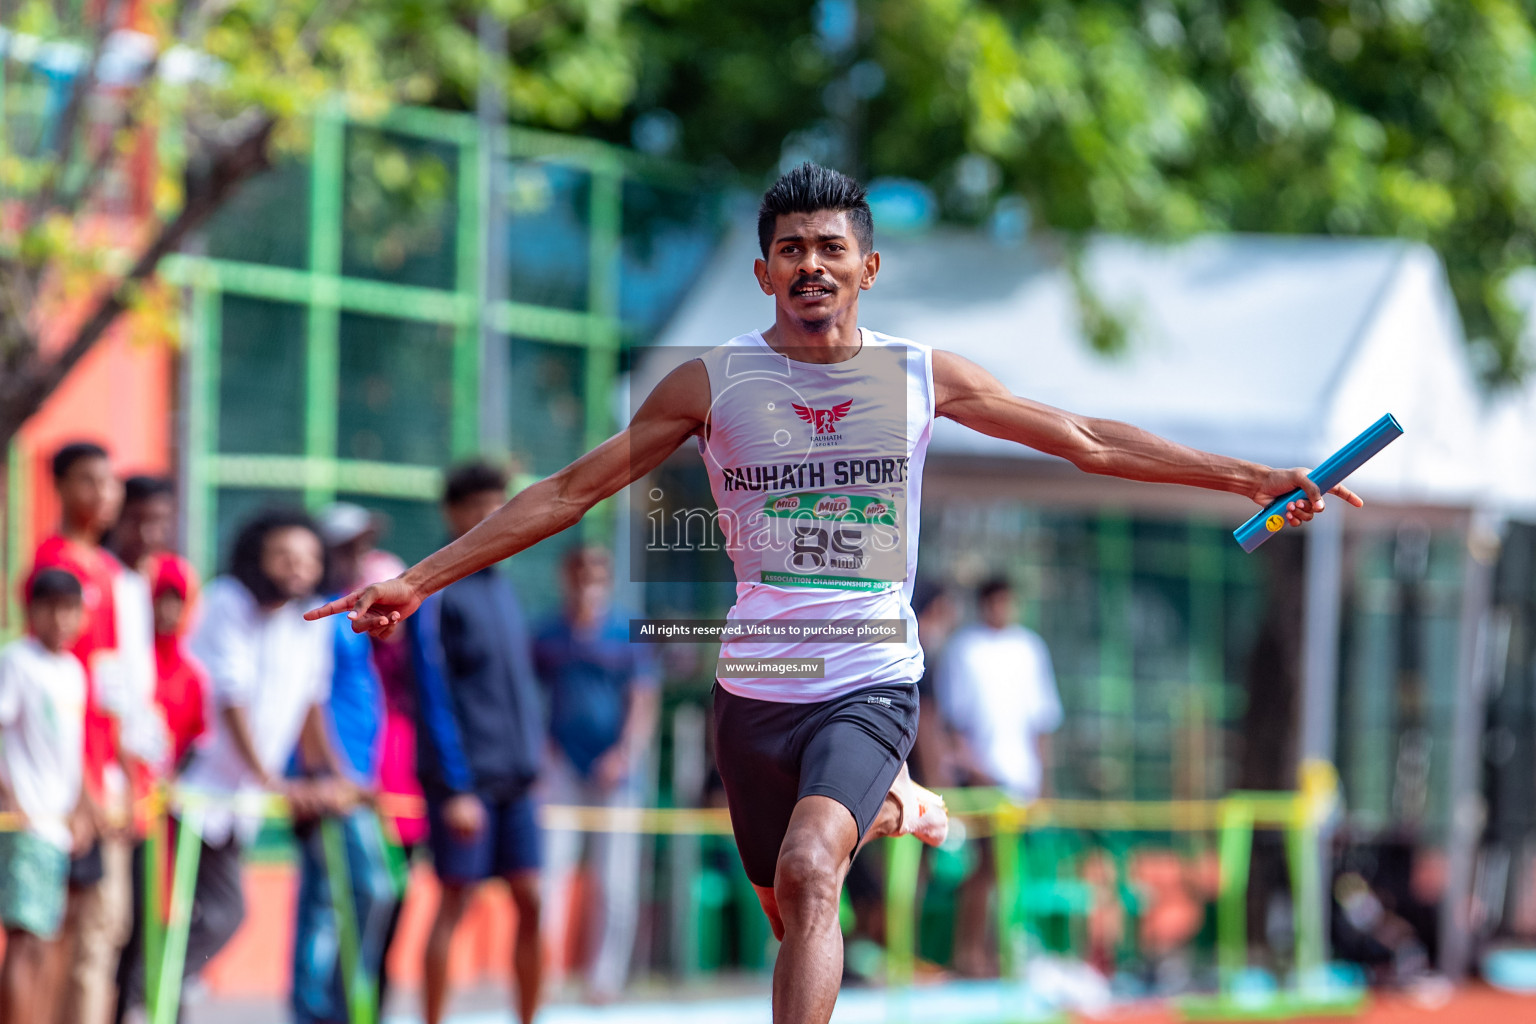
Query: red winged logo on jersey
[[793, 399, 853, 435]]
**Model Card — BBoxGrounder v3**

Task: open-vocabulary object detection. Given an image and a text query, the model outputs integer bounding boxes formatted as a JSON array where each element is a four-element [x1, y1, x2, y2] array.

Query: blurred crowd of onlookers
[[0, 439, 1096, 1024], [0, 441, 658, 1024]]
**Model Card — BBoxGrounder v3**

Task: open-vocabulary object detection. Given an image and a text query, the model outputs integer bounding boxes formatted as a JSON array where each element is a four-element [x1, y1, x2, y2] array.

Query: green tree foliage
[[0, 0, 645, 443], [618, 0, 1536, 379]]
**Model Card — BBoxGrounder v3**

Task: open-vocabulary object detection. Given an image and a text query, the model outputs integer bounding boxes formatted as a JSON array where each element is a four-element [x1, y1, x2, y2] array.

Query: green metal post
[[884, 835, 922, 985], [150, 814, 206, 1024], [580, 162, 624, 542], [143, 810, 167, 1017], [4, 439, 28, 638], [1286, 809, 1324, 983], [185, 285, 221, 578], [321, 816, 377, 1024], [1215, 799, 1255, 994], [1096, 514, 1134, 796], [994, 811, 1023, 979], [1188, 525, 1224, 804], [453, 132, 484, 458], [304, 105, 345, 508]]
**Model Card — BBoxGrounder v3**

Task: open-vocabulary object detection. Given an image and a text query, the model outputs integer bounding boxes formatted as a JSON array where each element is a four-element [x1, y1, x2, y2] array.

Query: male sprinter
[[309, 163, 1360, 1024]]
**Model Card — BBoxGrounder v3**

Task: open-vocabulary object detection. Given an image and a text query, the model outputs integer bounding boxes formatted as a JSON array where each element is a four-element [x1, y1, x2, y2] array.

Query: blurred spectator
[[938, 576, 1063, 977], [534, 546, 658, 1002], [120, 510, 352, 1020], [103, 476, 170, 776], [290, 545, 396, 1024], [32, 442, 143, 1024], [146, 559, 207, 770], [109, 476, 202, 767], [315, 503, 406, 597], [909, 579, 961, 788], [408, 462, 544, 1024], [109, 477, 205, 1024], [315, 502, 422, 1011], [0, 570, 91, 1024]]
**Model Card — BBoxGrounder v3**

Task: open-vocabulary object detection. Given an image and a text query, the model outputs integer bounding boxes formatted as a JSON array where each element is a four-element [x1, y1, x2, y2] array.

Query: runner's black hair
[[27, 568, 83, 605], [228, 507, 322, 606], [443, 460, 509, 506], [757, 162, 874, 257], [51, 441, 108, 481]]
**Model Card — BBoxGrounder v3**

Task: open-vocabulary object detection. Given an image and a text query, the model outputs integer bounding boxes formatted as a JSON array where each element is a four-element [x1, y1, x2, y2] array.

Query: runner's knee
[[774, 842, 841, 911]]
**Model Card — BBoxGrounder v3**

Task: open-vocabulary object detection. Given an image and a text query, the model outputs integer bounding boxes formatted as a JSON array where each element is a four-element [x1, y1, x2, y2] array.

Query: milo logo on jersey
[[813, 496, 850, 517], [760, 492, 899, 526]]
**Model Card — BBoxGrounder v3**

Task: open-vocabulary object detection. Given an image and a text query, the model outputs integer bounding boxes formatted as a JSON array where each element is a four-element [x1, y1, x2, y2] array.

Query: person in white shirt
[[0, 569, 93, 1023], [937, 576, 1063, 977], [120, 510, 354, 1019]]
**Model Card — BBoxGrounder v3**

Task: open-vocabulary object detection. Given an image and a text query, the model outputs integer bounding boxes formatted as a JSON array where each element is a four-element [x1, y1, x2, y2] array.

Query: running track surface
[[363, 982, 1532, 1024]]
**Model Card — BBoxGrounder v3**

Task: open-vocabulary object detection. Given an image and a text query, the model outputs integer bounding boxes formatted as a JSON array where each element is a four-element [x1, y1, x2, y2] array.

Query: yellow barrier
[[130, 768, 1347, 1024]]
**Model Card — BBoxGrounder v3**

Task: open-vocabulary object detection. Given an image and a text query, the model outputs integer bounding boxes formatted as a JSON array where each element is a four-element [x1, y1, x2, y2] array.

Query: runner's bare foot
[[889, 762, 948, 846]]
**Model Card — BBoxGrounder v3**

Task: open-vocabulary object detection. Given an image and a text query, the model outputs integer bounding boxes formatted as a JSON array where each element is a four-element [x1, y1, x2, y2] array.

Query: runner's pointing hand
[[304, 576, 423, 638]]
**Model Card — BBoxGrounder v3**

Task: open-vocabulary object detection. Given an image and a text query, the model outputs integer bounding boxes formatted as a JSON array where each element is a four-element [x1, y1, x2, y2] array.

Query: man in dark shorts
[[312, 164, 1359, 1024], [407, 462, 545, 1024]]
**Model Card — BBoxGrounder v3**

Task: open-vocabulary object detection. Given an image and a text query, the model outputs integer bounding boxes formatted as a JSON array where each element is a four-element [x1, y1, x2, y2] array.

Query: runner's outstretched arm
[[932, 349, 1364, 522], [305, 361, 709, 637]]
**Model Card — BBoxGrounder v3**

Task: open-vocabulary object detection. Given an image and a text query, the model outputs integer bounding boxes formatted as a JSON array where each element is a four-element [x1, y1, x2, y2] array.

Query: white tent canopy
[[650, 226, 1489, 509]]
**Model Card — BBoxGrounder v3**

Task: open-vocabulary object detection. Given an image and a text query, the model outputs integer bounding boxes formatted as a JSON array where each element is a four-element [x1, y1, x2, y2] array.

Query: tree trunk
[[0, 117, 276, 446]]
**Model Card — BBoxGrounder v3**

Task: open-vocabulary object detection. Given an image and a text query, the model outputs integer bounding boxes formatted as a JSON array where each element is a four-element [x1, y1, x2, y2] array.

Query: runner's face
[[755, 210, 878, 333]]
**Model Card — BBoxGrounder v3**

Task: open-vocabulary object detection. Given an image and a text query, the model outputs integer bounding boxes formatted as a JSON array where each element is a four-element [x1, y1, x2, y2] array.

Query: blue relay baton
[[1233, 413, 1404, 553]]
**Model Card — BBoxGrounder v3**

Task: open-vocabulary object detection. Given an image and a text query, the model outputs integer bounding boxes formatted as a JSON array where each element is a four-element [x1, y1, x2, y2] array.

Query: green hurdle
[[321, 816, 377, 1024], [148, 811, 205, 1024], [146, 793, 397, 1024]]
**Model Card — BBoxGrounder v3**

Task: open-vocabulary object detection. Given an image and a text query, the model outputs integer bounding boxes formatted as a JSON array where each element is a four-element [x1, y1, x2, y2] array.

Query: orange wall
[[16, 323, 174, 558], [202, 862, 580, 999]]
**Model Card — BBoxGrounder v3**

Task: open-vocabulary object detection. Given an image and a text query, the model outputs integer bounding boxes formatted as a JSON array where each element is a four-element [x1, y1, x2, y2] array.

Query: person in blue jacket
[[407, 462, 544, 1024]]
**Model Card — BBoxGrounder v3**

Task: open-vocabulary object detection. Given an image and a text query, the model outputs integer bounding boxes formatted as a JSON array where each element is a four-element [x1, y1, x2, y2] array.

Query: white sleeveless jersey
[[696, 328, 935, 702]]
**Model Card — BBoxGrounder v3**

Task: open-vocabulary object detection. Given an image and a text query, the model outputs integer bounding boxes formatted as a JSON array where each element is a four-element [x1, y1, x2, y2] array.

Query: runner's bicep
[[625, 361, 710, 470], [933, 352, 1094, 460]]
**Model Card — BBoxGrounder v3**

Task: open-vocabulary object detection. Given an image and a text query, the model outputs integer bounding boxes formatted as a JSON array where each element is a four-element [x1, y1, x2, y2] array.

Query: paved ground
[[190, 980, 1535, 1024]]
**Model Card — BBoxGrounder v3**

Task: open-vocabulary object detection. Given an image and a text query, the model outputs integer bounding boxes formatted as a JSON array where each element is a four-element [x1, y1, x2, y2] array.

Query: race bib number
[[756, 493, 904, 590]]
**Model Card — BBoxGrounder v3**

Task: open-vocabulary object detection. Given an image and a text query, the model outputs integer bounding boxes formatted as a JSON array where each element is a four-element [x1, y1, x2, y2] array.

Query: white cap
[[316, 502, 374, 547]]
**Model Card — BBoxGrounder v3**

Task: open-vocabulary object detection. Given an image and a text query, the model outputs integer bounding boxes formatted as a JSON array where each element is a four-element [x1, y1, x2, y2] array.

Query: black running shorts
[[711, 681, 919, 888]]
